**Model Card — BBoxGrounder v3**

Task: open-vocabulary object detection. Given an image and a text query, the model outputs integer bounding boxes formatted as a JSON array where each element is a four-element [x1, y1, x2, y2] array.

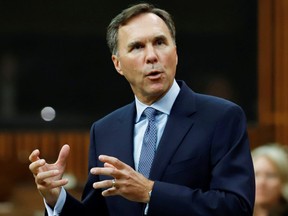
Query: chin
[[256, 198, 275, 206]]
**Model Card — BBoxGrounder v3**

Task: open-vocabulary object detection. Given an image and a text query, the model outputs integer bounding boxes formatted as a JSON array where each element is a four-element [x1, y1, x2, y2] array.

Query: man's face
[[112, 13, 178, 105]]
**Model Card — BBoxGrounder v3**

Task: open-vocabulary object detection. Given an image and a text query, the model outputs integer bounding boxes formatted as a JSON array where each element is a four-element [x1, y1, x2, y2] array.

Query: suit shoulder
[[91, 102, 135, 128], [196, 92, 240, 108], [195, 93, 245, 117], [177, 80, 243, 112]]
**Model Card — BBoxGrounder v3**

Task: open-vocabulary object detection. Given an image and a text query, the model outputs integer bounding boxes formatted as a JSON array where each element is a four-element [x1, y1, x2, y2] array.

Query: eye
[[155, 38, 165, 46], [129, 42, 144, 52], [266, 173, 279, 179], [134, 44, 144, 50]]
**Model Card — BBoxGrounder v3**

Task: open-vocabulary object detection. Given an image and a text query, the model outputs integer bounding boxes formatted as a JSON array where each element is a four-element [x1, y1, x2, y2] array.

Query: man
[[29, 3, 255, 215]]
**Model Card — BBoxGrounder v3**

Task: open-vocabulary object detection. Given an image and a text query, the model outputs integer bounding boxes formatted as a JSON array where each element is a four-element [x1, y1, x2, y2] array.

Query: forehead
[[118, 13, 171, 42], [254, 156, 277, 171]]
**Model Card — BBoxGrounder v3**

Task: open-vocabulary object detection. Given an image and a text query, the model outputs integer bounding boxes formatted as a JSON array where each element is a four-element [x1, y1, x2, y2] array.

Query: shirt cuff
[[144, 190, 152, 215], [44, 187, 67, 216]]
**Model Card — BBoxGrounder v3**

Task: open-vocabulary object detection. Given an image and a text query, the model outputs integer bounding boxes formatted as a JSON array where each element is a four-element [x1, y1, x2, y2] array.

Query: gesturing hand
[[28, 144, 70, 207], [91, 155, 154, 203]]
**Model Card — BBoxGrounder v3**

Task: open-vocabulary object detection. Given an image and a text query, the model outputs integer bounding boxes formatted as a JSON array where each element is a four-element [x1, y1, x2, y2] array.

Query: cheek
[[165, 50, 178, 70], [270, 183, 282, 195], [120, 61, 142, 84], [120, 57, 141, 73], [256, 180, 283, 202]]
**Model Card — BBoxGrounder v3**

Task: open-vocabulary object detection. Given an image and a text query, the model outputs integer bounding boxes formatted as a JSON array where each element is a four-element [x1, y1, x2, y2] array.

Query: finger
[[29, 149, 41, 162], [37, 178, 69, 190], [93, 179, 117, 190], [36, 169, 60, 182], [29, 159, 46, 174], [102, 187, 118, 197], [98, 155, 126, 170], [90, 167, 117, 177], [56, 144, 70, 166], [104, 162, 115, 168]]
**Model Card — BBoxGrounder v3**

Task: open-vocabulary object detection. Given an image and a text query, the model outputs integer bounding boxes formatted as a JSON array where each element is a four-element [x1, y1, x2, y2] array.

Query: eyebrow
[[127, 41, 142, 50], [154, 35, 168, 43], [127, 34, 169, 49]]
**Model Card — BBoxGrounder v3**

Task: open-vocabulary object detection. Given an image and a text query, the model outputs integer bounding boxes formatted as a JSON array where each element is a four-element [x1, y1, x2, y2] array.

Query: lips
[[146, 71, 162, 79]]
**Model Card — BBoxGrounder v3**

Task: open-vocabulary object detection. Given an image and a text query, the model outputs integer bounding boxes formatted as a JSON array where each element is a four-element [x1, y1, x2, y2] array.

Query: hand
[[28, 144, 70, 207], [91, 155, 154, 203]]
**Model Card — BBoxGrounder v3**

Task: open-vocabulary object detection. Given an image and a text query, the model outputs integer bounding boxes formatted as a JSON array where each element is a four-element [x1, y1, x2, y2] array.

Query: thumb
[[56, 144, 70, 166]]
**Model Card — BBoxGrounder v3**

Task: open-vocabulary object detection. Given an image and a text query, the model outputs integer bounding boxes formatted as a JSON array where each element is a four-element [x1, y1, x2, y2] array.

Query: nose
[[255, 174, 266, 187], [145, 45, 158, 65]]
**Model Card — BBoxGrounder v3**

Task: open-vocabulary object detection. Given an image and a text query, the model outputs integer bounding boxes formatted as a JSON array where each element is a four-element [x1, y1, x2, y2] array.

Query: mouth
[[146, 70, 162, 80]]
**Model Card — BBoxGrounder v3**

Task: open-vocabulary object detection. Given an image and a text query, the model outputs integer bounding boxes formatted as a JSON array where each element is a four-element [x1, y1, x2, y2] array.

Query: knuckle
[[37, 183, 46, 190], [111, 167, 117, 175]]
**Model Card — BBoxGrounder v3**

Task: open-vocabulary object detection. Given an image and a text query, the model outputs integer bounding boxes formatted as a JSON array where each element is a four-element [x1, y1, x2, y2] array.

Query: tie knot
[[144, 107, 157, 121]]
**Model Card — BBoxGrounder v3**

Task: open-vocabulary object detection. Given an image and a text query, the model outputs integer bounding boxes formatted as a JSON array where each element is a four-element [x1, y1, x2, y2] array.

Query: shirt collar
[[135, 79, 180, 123]]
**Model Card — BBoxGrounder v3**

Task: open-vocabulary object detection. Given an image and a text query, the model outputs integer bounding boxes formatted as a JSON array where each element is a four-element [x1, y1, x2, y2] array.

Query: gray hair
[[252, 143, 288, 201], [106, 3, 176, 55]]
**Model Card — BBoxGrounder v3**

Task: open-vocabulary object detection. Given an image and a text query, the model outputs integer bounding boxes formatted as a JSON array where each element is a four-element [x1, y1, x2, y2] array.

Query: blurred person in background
[[252, 143, 288, 216]]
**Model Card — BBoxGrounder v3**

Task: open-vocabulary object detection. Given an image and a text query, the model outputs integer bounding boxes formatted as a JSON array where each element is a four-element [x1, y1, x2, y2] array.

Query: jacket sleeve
[[58, 123, 110, 216]]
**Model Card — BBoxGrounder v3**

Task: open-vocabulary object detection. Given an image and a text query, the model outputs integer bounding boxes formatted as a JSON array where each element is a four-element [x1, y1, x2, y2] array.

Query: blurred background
[[1, 0, 287, 215], [0, 0, 257, 129]]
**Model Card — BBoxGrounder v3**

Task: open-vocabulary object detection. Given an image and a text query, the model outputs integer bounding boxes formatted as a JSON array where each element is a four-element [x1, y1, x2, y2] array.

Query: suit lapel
[[105, 103, 136, 169], [149, 81, 197, 180], [105, 81, 197, 180]]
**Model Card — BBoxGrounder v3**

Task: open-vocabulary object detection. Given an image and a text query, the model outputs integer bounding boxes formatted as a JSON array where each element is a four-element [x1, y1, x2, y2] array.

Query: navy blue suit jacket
[[59, 80, 255, 216]]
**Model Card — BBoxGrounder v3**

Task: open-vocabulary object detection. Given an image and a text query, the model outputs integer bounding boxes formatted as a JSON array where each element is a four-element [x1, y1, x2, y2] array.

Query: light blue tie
[[138, 107, 158, 178]]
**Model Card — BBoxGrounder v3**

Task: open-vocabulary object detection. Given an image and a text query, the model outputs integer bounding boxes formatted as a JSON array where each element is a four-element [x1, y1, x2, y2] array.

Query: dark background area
[[0, 0, 258, 129]]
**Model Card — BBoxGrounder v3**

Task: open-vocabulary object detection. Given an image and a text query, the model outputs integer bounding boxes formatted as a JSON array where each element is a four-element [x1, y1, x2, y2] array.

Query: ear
[[175, 46, 178, 66], [112, 55, 124, 76]]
